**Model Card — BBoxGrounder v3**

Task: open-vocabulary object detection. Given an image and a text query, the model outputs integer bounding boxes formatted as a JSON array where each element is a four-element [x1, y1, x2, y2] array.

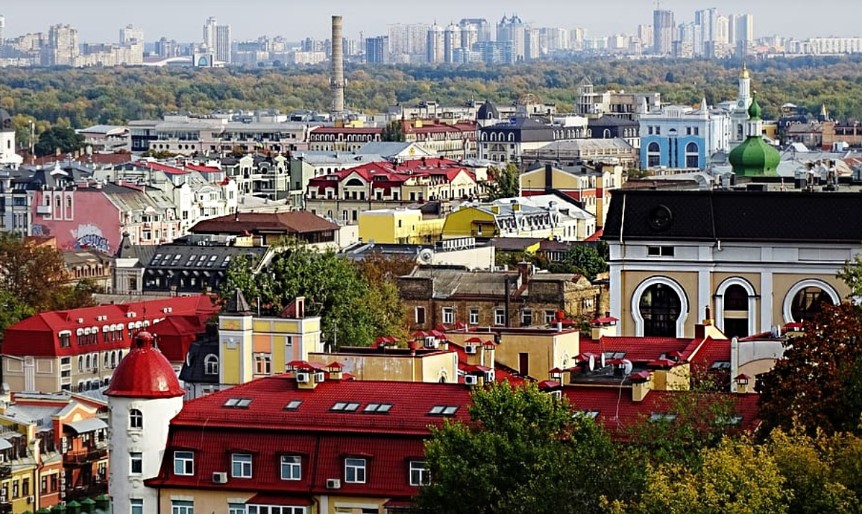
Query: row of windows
[[140, 500, 310, 514], [419, 306, 572, 327], [171, 451, 430, 486]]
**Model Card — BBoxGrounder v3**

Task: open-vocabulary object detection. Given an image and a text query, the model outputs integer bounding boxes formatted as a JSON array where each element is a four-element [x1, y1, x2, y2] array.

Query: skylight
[[648, 413, 677, 423], [429, 405, 459, 416], [284, 400, 302, 411], [331, 402, 360, 412], [573, 410, 600, 419], [363, 403, 393, 413], [223, 398, 253, 408], [711, 361, 732, 370]]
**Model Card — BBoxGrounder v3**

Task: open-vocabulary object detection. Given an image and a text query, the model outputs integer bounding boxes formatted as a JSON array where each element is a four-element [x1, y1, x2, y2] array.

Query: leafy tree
[[221, 242, 403, 347], [559, 244, 607, 281], [33, 126, 84, 157], [381, 120, 405, 142], [611, 437, 791, 514], [485, 163, 520, 201], [757, 303, 862, 436], [0, 290, 33, 344], [0, 234, 80, 312], [416, 382, 641, 514]]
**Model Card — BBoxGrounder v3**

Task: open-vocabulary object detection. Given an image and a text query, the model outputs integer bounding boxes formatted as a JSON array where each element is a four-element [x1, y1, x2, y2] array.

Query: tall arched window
[[638, 283, 683, 337], [129, 408, 143, 430], [647, 142, 661, 167], [685, 141, 700, 168], [204, 354, 219, 376], [722, 284, 750, 338], [783, 280, 840, 323]]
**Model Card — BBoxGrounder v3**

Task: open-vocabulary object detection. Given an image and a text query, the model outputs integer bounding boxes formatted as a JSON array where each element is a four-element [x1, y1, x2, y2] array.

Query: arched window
[[638, 283, 682, 337], [508, 132, 515, 142], [603, 129, 611, 139], [790, 287, 833, 322], [78, 356, 84, 372], [129, 408, 143, 430], [345, 178, 364, 187], [647, 142, 661, 167], [685, 141, 700, 168], [204, 354, 219, 376], [722, 284, 750, 338]]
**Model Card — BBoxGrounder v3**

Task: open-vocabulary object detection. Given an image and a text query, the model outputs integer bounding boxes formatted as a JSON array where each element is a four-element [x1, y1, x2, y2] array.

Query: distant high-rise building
[[365, 35, 388, 64], [120, 24, 144, 45], [388, 23, 428, 64], [459, 18, 490, 43], [426, 23, 444, 64], [653, 9, 675, 55], [203, 16, 231, 64], [497, 14, 527, 62], [540, 27, 570, 55], [42, 24, 79, 66], [155, 37, 180, 58], [0, 15, 5, 46], [444, 23, 460, 63], [694, 7, 718, 56]]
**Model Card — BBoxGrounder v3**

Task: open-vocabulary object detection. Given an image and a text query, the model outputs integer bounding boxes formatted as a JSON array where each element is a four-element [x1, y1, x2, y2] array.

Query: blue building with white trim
[[638, 101, 731, 170]]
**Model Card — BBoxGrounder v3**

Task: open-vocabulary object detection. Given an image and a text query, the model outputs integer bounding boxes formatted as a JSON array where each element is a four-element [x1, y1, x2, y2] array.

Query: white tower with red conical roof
[[106, 331, 184, 514]]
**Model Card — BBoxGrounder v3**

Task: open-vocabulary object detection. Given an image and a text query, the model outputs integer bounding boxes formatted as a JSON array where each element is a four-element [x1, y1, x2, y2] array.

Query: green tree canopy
[[221, 242, 405, 347], [757, 302, 862, 436], [33, 126, 85, 157], [416, 382, 641, 514], [485, 163, 520, 201], [559, 244, 608, 281]]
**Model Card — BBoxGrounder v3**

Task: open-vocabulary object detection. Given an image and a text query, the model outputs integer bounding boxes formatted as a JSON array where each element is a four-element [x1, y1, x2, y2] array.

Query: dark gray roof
[[603, 189, 862, 244], [145, 244, 267, 270], [178, 326, 220, 385], [588, 116, 639, 128]]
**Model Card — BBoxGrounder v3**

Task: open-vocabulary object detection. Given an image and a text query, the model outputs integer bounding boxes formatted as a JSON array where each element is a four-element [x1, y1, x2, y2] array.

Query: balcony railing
[[65, 481, 108, 503], [64, 447, 108, 464]]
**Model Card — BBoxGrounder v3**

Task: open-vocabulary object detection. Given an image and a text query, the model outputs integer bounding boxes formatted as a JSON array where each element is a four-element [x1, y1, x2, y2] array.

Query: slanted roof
[[64, 418, 108, 434], [603, 189, 862, 244], [190, 211, 338, 236]]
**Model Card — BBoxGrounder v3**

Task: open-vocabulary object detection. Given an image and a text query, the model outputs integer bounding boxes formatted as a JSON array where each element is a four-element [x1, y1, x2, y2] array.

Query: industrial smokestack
[[331, 15, 345, 115]]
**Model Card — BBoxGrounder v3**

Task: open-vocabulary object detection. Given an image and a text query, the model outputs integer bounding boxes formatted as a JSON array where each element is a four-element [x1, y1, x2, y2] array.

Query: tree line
[[5, 56, 862, 149]]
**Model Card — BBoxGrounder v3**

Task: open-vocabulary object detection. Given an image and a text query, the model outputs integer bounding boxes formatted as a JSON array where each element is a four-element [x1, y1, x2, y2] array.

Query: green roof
[[729, 136, 781, 177]]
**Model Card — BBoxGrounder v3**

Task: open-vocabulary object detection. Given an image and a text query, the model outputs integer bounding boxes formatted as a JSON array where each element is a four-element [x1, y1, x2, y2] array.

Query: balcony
[[64, 481, 108, 503], [0, 501, 11, 514], [0, 466, 10, 479], [64, 447, 108, 464]]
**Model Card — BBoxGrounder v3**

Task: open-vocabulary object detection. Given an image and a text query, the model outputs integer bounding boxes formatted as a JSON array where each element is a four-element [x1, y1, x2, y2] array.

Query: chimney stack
[[331, 15, 345, 116]]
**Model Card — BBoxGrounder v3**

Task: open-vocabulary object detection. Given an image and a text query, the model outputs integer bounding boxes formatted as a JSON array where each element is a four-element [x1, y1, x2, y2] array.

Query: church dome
[[477, 100, 499, 121], [729, 136, 780, 177], [105, 331, 184, 399], [747, 95, 762, 120], [740, 64, 750, 79]]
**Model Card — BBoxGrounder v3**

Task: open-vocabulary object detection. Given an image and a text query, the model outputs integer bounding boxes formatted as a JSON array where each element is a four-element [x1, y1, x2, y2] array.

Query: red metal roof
[[3, 295, 219, 358], [190, 211, 338, 235], [104, 331, 184, 399], [139, 161, 188, 175]]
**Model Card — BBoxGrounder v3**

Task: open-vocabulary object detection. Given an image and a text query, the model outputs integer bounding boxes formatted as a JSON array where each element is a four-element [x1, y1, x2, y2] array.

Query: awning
[[0, 439, 12, 451], [245, 494, 313, 506], [65, 418, 108, 434]]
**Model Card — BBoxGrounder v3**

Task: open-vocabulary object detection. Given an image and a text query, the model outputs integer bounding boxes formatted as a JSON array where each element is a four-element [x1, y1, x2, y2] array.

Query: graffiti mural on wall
[[71, 223, 111, 253]]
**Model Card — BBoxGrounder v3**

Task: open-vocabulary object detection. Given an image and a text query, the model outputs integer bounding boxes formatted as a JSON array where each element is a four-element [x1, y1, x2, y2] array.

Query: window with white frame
[[280, 455, 301, 480], [442, 307, 454, 324], [521, 309, 533, 327], [415, 306, 426, 324], [171, 500, 194, 514], [173, 451, 194, 476], [130, 452, 143, 475], [247, 507, 305, 514], [228, 503, 245, 514], [231, 453, 252, 478], [409, 460, 430, 486], [129, 409, 143, 430], [544, 310, 557, 324], [253, 353, 271, 375], [204, 354, 219, 375], [131, 499, 143, 514], [494, 309, 505, 326], [345, 457, 367, 483], [468, 308, 479, 325]]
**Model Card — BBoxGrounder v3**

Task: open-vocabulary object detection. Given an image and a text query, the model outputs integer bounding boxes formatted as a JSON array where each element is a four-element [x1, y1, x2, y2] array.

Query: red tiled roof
[[185, 164, 222, 174], [190, 211, 338, 235], [148, 315, 208, 363], [584, 229, 604, 242], [139, 161, 187, 175]]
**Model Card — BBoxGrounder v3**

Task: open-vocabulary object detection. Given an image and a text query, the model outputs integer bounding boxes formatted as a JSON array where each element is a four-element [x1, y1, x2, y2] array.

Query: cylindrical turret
[[331, 15, 345, 115]]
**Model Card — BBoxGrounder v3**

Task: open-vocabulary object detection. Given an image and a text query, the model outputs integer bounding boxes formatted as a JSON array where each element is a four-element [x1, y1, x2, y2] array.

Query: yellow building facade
[[358, 209, 444, 245]]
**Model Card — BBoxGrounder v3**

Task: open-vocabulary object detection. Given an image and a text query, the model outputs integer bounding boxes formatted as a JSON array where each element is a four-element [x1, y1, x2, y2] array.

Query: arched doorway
[[638, 283, 682, 337], [722, 284, 750, 338]]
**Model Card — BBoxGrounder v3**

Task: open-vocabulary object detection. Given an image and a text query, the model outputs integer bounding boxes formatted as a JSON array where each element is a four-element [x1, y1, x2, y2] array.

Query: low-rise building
[[189, 211, 338, 247], [519, 162, 623, 227]]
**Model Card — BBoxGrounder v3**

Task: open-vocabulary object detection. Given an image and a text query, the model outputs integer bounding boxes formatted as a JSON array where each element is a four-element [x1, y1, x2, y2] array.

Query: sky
[[1, 0, 858, 43]]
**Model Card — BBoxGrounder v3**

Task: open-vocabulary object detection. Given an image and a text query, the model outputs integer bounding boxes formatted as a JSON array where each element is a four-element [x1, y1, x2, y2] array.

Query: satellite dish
[[622, 359, 633, 375], [588, 354, 595, 372], [418, 248, 434, 264]]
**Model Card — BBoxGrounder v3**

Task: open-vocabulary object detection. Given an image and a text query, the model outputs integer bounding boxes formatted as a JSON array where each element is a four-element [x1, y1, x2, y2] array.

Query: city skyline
[[1, 0, 858, 43]]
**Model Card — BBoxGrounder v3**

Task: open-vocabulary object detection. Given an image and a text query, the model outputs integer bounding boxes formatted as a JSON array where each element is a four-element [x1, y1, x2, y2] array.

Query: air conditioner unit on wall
[[212, 472, 228, 484], [465, 344, 478, 355], [464, 375, 479, 386], [296, 372, 310, 383], [326, 478, 341, 489]]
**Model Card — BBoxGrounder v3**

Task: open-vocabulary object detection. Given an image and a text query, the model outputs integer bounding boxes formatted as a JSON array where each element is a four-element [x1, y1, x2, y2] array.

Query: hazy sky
[[1, 0, 858, 43]]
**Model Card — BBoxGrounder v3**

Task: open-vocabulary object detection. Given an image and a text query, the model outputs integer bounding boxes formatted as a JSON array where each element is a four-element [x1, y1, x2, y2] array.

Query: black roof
[[603, 189, 862, 244]]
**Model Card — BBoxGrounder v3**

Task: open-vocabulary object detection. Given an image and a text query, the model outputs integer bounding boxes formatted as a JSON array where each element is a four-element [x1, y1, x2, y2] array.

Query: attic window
[[648, 413, 677, 423], [647, 246, 675, 257], [284, 400, 302, 411], [223, 398, 253, 408], [603, 352, 627, 360], [330, 402, 360, 412], [710, 361, 732, 371], [363, 403, 393, 414], [717, 415, 743, 426], [429, 405, 459, 416]]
